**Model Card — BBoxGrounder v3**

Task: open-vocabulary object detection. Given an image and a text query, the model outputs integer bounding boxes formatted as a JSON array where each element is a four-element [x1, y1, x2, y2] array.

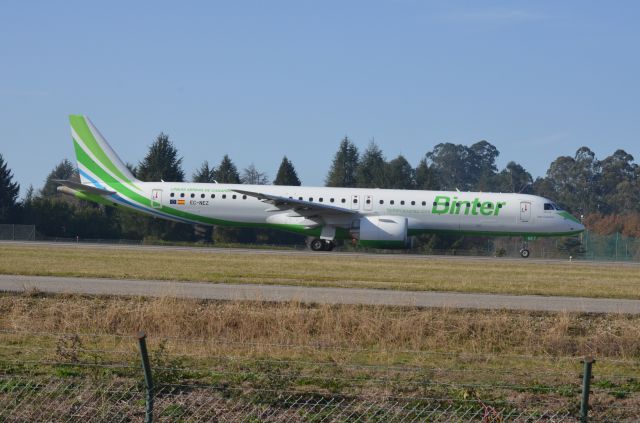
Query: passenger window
[[309, 197, 313, 202], [498, 203, 503, 208], [341, 198, 346, 203], [400, 200, 405, 205], [190, 193, 195, 198], [353, 198, 358, 203], [242, 195, 247, 200], [211, 194, 215, 199], [390, 200, 395, 205], [201, 194, 205, 198], [299, 196, 303, 201], [422, 201, 426, 206], [330, 198, 335, 203], [222, 194, 226, 199], [366, 199, 371, 204], [486, 203, 492, 208], [232, 195, 237, 199], [544, 203, 553, 211], [319, 197, 323, 202], [379, 200, 384, 204], [170, 193, 175, 198], [180, 193, 185, 198], [411, 201, 415, 206]]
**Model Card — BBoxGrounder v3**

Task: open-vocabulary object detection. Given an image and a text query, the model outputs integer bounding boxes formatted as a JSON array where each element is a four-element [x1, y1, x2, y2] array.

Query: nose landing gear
[[519, 240, 530, 258]]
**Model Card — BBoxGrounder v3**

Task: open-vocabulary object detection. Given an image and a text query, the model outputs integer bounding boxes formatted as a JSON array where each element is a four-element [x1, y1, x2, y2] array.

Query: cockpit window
[[544, 203, 554, 211], [552, 203, 564, 211]]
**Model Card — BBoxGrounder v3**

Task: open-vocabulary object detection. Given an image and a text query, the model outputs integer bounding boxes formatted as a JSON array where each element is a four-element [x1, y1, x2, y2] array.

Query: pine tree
[[137, 133, 185, 182], [40, 159, 78, 197], [415, 157, 438, 190], [192, 161, 216, 183], [214, 155, 240, 183], [273, 156, 301, 186], [356, 141, 387, 188], [325, 137, 359, 187], [0, 154, 20, 222], [386, 155, 415, 189]]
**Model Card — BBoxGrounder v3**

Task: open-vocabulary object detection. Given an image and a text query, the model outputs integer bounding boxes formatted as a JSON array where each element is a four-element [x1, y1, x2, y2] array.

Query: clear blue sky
[[1, 1, 639, 196]]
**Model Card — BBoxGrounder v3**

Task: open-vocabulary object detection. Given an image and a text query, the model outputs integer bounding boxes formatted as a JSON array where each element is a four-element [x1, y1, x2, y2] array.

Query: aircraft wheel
[[310, 238, 325, 251], [323, 241, 335, 251], [520, 249, 530, 258]]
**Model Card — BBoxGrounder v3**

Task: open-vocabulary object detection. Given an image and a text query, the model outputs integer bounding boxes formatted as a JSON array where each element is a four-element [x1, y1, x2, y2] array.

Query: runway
[[3, 240, 638, 266], [1, 274, 639, 314]]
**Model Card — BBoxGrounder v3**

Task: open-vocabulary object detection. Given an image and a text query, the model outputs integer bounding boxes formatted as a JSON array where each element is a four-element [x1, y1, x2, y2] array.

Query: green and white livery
[[58, 115, 585, 257]]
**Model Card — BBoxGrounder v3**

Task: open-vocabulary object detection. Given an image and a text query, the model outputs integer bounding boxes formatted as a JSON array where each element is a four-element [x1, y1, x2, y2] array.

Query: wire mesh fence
[[0, 224, 35, 241], [0, 330, 638, 421]]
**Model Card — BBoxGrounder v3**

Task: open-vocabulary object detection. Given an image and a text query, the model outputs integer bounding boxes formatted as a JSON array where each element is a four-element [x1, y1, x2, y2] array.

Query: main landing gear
[[309, 238, 335, 252], [519, 241, 530, 258]]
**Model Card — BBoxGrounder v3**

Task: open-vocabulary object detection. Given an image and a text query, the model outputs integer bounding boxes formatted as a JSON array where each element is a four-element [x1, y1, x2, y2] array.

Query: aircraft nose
[[568, 220, 585, 233]]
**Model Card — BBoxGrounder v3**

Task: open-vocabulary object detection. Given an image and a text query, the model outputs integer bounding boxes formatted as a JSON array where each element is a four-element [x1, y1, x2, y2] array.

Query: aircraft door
[[151, 189, 162, 209], [351, 195, 360, 210], [364, 195, 373, 211], [519, 201, 531, 223]]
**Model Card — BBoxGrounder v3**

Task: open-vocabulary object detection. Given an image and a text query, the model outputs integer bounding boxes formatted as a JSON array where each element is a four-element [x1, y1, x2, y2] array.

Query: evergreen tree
[[599, 149, 638, 213], [214, 155, 240, 183], [0, 154, 20, 222], [273, 156, 301, 186], [426, 143, 469, 191], [494, 162, 533, 193], [542, 147, 600, 214], [40, 159, 78, 197], [415, 156, 438, 190], [192, 161, 216, 183], [325, 137, 359, 187], [468, 140, 499, 191], [241, 163, 269, 185], [386, 155, 415, 189], [356, 141, 388, 188], [137, 133, 185, 182]]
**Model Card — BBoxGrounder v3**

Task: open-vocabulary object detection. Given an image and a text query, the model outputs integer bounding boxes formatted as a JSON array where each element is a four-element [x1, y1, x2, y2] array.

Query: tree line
[[1, 133, 638, 247]]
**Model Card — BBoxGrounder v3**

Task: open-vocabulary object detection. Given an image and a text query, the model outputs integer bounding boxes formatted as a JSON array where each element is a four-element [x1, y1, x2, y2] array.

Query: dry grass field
[[1, 294, 639, 407], [2, 293, 639, 358], [1, 293, 639, 419], [1, 244, 639, 298]]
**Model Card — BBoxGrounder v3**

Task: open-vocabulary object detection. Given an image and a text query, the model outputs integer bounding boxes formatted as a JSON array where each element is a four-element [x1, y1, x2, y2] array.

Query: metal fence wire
[[0, 224, 35, 241], [0, 378, 576, 423], [0, 331, 638, 422]]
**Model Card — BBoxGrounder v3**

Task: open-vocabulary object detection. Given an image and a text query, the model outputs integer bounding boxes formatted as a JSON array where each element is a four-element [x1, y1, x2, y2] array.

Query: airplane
[[56, 115, 585, 258]]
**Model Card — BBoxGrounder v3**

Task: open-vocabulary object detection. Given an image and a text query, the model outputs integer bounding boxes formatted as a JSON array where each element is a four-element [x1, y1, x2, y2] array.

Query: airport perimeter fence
[[0, 330, 638, 422], [0, 224, 35, 241]]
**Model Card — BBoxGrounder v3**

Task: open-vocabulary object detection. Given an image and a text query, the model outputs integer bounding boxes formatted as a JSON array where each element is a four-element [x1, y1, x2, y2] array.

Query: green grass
[[1, 244, 639, 298]]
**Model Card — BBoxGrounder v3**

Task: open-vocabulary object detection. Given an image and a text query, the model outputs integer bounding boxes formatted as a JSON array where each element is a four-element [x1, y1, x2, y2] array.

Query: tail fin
[[69, 115, 140, 192]]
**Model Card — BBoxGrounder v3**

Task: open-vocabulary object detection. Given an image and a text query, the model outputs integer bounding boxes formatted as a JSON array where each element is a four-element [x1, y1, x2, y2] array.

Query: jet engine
[[351, 215, 409, 249]]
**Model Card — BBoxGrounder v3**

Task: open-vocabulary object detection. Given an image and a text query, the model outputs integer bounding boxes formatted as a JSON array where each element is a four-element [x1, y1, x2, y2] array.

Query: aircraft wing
[[54, 179, 116, 196], [231, 189, 358, 216]]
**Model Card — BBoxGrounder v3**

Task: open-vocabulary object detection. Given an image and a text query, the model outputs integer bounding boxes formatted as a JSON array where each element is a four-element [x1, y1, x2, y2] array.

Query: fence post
[[580, 356, 595, 423], [137, 331, 154, 423]]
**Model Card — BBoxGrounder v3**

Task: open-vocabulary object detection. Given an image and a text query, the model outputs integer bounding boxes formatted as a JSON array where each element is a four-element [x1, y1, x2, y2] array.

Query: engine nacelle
[[351, 215, 409, 249]]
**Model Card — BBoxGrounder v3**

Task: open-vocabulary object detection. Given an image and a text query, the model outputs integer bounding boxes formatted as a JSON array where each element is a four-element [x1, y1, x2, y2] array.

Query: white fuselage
[[137, 182, 584, 238]]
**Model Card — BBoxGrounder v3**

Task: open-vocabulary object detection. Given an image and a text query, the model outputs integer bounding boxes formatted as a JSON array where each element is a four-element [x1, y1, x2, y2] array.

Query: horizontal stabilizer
[[54, 179, 116, 196]]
